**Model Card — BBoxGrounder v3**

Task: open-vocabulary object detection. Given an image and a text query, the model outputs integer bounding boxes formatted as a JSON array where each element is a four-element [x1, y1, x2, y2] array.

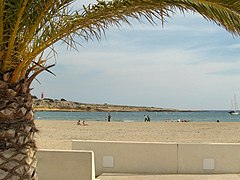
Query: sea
[[35, 111, 240, 122]]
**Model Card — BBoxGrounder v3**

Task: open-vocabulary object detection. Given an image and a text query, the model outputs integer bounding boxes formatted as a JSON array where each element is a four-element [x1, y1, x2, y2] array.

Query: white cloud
[[31, 11, 240, 110]]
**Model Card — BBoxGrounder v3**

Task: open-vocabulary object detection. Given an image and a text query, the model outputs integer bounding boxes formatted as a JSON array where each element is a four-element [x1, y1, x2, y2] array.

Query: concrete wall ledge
[[72, 140, 240, 176], [37, 149, 95, 180], [178, 143, 240, 174], [72, 140, 178, 176]]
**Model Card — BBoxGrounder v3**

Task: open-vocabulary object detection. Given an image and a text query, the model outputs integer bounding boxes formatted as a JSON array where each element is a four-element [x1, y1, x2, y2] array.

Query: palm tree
[[1, 0, 240, 179]]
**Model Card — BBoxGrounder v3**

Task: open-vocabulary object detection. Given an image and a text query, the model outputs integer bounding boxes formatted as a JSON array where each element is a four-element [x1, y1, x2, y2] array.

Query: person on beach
[[107, 113, 111, 122], [83, 121, 88, 126], [147, 115, 150, 122], [144, 115, 148, 122], [77, 120, 81, 125]]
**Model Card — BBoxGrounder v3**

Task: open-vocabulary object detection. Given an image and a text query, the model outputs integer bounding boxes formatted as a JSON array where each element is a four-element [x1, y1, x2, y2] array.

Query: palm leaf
[[1, 0, 240, 84], [0, 0, 3, 55]]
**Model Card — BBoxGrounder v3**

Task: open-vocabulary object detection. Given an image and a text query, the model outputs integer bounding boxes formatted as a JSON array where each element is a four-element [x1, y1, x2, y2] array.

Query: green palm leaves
[[0, 0, 240, 84]]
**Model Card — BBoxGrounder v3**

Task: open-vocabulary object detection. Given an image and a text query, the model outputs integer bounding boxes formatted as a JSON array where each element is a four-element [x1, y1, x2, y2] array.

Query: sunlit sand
[[35, 120, 240, 149]]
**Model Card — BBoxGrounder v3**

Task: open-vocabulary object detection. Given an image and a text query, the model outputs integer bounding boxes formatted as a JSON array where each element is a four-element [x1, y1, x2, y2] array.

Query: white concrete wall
[[178, 143, 240, 174], [37, 149, 95, 180], [72, 140, 240, 176], [72, 140, 178, 176]]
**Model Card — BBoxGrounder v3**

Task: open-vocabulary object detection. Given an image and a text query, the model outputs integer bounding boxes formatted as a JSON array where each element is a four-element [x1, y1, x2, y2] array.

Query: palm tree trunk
[[0, 79, 38, 179]]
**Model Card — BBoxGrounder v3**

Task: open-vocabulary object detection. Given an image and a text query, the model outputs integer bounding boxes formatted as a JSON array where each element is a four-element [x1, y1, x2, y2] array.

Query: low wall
[[72, 140, 240, 176], [72, 140, 177, 176], [178, 143, 240, 174], [37, 149, 95, 180]]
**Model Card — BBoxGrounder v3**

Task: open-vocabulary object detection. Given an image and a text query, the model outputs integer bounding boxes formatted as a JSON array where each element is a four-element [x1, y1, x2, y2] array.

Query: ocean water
[[35, 111, 240, 122]]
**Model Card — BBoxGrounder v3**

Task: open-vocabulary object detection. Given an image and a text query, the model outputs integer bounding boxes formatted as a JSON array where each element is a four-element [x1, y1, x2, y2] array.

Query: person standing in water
[[144, 115, 148, 122], [147, 115, 150, 122], [107, 113, 111, 122]]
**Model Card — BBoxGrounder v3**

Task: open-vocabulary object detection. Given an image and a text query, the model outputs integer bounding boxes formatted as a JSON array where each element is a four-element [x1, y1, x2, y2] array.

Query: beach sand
[[35, 120, 240, 150]]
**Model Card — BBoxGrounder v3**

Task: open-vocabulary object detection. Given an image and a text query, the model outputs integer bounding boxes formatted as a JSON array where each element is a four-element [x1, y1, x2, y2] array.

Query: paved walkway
[[98, 173, 240, 180]]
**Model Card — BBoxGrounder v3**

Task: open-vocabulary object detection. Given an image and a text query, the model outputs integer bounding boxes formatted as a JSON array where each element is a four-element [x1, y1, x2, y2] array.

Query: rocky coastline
[[33, 98, 192, 112]]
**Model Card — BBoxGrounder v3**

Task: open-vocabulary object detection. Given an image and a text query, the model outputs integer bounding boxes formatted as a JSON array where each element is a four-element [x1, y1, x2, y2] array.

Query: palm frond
[[170, 0, 240, 34], [3, 0, 28, 72], [1, 0, 240, 84], [0, 0, 3, 54]]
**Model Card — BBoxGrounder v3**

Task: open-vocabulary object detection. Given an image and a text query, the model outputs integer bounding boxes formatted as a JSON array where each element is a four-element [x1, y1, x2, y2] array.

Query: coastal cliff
[[33, 98, 182, 112]]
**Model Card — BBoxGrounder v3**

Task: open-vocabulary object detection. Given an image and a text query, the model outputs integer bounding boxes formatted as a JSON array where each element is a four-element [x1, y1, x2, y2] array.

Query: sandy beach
[[35, 120, 240, 150]]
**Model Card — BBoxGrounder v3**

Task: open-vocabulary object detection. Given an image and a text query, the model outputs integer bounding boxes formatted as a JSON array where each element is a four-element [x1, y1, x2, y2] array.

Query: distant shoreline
[[34, 109, 200, 112], [34, 98, 220, 112], [33, 98, 210, 112]]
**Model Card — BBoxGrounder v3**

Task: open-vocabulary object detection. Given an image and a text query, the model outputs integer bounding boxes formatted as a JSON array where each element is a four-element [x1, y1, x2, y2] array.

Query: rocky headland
[[33, 98, 191, 112]]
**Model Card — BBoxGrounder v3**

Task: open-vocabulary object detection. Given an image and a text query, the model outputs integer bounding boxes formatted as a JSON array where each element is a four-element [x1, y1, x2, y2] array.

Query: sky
[[31, 1, 240, 110]]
